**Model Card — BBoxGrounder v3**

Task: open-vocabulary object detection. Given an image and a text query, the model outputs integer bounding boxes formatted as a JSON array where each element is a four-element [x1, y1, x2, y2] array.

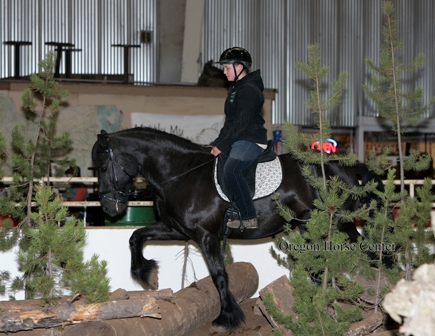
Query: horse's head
[[92, 130, 138, 217]]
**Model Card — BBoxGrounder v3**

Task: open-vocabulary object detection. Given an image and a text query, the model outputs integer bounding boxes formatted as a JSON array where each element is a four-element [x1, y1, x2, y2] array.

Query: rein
[[159, 156, 217, 185]]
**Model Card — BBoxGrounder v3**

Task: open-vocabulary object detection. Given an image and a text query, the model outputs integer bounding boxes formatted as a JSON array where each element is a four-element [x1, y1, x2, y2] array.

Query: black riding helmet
[[217, 47, 252, 82], [217, 47, 252, 69]]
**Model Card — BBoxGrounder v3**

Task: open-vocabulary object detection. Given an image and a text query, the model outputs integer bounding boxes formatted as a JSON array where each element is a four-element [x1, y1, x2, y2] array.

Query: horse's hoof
[[131, 258, 159, 289], [131, 264, 159, 289], [147, 267, 159, 289], [212, 307, 245, 331], [208, 325, 228, 334]]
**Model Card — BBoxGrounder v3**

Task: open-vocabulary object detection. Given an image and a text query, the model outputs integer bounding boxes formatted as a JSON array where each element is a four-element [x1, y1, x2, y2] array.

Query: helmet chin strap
[[232, 63, 245, 82]]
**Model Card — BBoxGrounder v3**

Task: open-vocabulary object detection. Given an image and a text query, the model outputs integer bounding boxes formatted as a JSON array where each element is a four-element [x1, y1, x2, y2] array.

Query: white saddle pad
[[214, 156, 283, 202]]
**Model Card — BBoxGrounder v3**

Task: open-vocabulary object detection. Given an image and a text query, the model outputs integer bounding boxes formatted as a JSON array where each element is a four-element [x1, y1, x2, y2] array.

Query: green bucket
[[105, 206, 156, 226]]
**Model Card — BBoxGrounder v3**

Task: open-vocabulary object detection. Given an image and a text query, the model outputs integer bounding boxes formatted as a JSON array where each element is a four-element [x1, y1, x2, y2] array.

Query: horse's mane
[[112, 127, 209, 154]]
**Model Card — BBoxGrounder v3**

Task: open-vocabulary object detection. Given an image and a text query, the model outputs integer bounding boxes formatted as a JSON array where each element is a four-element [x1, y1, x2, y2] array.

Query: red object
[[0, 214, 19, 227], [310, 140, 337, 154], [65, 184, 87, 201]]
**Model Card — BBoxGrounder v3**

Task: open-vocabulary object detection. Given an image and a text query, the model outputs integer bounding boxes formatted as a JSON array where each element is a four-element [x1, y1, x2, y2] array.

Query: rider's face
[[223, 63, 244, 82]]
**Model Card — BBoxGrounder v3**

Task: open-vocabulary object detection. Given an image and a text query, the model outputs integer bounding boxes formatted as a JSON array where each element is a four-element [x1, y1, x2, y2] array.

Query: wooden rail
[[0, 177, 153, 227], [0, 177, 153, 207], [2, 177, 435, 204], [1, 177, 434, 209], [390, 179, 435, 198]]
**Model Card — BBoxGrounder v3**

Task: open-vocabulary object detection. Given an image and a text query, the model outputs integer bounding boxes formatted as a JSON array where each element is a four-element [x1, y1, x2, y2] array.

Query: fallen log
[[126, 288, 174, 301], [255, 275, 385, 336], [256, 275, 296, 336], [63, 262, 259, 336], [0, 296, 160, 332], [0, 262, 258, 335], [0, 287, 173, 314], [347, 311, 384, 336]]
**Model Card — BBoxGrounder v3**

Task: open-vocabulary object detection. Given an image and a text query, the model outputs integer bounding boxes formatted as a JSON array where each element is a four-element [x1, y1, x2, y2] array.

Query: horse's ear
[[97, 130, 109, 149]]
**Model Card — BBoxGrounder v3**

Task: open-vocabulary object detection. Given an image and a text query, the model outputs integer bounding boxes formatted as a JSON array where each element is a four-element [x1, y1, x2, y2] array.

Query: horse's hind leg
[[197, 233, 245, 330], [129, 222, 188, 289]]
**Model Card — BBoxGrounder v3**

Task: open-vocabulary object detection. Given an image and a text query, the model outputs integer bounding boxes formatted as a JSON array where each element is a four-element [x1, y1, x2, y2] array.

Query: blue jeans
[[223, 140, 264, 220]]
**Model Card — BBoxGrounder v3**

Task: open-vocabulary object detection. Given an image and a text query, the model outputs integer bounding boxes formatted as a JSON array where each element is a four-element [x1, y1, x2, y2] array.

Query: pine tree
[[18, 50, 72, 226], [1, 53, 110, 303], [285, 44, 355, 174], [0, 130, 19, 251], [268, 44, 377, 335], [17, 184, 109, 303], [0, 130, 20, 300], [363, 0, 435, 194], [361, 168, 403, 312], [363, 0, 435, 283]]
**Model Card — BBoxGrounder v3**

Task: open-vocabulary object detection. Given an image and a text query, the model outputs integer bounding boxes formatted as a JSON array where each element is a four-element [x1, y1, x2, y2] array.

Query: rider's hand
[[210, 146, 221, 156]]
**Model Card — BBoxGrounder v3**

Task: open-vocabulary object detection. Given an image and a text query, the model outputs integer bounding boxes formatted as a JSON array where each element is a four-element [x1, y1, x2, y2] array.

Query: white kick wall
[[1, 228, 289, 301]]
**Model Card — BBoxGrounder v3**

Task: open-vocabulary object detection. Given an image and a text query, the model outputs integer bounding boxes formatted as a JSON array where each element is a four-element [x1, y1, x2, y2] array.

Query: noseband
[[97, 145, 137, 212]]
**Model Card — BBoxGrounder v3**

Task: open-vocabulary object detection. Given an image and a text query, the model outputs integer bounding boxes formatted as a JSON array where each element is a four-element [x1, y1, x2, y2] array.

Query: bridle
[[97, 145, 137, 212], [97, 141, 217, 211]]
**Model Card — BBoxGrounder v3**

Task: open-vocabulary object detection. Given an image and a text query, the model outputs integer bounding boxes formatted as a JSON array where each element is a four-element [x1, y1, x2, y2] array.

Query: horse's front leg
[[197, 232, 245, 330], [129, 221, 188, 289]]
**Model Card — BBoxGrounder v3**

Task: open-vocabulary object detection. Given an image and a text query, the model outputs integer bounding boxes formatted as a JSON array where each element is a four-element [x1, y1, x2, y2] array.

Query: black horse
[[92, 127, 378, 330]]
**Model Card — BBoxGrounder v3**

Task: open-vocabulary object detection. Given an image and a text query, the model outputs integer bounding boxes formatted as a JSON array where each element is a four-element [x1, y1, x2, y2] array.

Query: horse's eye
[[100, 167, 107, 173]]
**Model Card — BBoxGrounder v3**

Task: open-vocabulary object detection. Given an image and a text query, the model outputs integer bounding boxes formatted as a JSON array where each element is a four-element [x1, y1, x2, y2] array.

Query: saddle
[[214, 140, 283, 202]]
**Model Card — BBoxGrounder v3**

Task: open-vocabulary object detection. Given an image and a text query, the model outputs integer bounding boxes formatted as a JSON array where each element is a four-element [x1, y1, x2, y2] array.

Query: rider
[[209, 47, 268, 229]]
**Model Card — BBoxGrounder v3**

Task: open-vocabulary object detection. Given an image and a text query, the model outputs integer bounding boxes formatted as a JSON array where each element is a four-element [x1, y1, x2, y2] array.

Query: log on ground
[[0, 262, 258, 336], [64, 261, 259, 336], [0, 296, 160, 332], [256, 275, 296, 336], [0, 288, 173, 314]]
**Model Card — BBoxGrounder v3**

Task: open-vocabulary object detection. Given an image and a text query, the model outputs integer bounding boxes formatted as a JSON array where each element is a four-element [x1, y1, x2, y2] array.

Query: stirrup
[[224, 202, 239, 223], [224, 202, 243, 231]]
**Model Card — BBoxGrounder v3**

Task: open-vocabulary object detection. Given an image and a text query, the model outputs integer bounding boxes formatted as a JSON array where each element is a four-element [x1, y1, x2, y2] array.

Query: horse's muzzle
[[102, 200, 127, 217]]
